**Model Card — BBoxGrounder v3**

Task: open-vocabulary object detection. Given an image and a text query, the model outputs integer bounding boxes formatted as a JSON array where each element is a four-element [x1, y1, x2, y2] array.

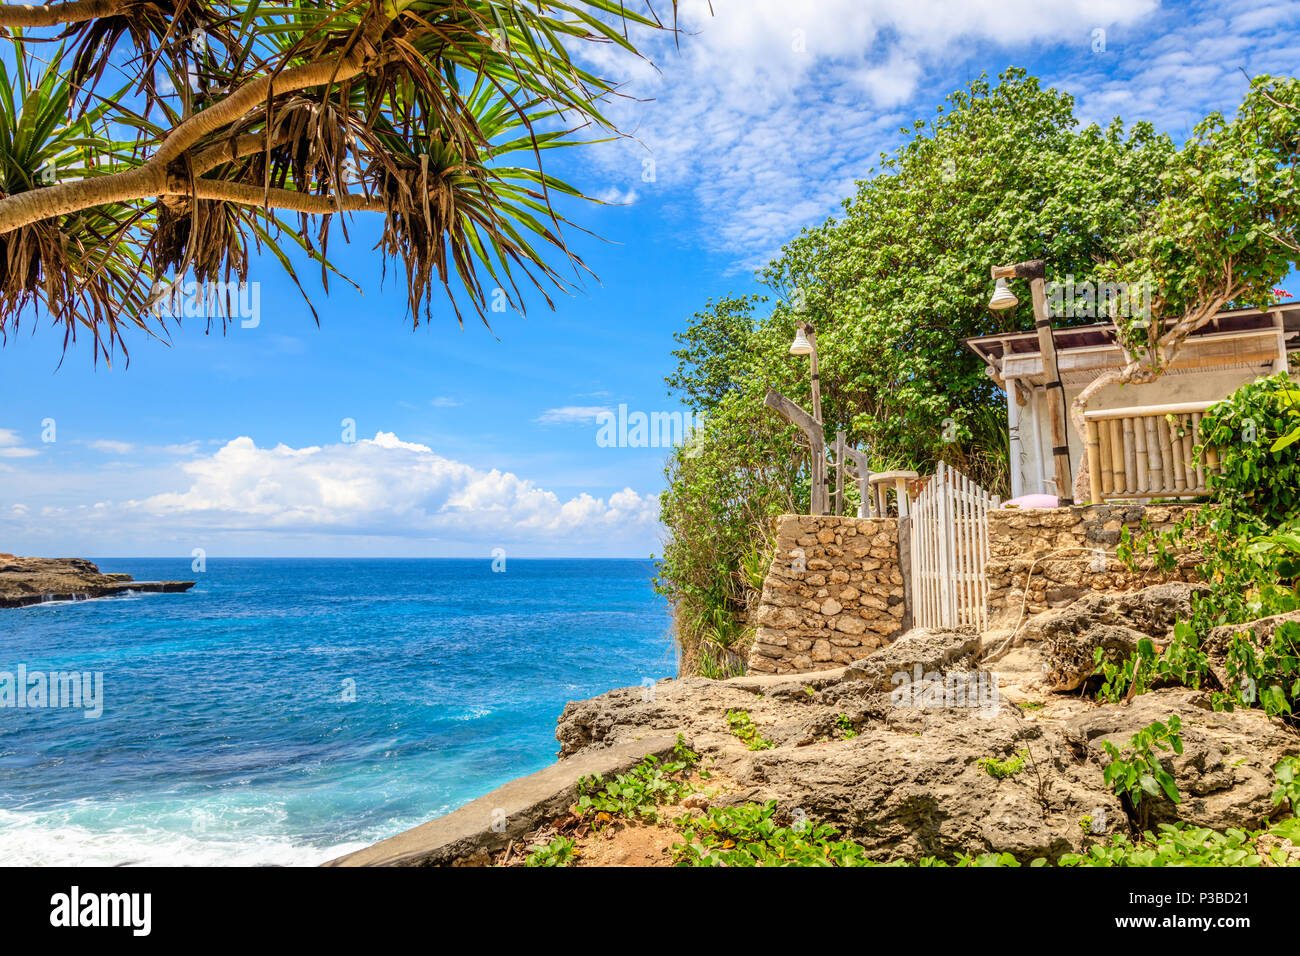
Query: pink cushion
[[1001, 493, 1059, 509]]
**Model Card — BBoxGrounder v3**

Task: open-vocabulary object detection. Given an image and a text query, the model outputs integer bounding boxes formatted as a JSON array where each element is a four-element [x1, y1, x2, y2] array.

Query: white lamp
[[988, 277, 1019, 311], [789, 326, 812, 355]]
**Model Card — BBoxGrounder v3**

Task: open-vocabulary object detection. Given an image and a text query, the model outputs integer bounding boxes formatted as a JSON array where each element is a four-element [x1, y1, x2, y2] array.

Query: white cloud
[[87, 440, 134, 454], [579, 0, 1300, 269], [108, 432, 658, 542], [534, 406, 611, 425], [0, 428, 39, 458], [429, 396, 462, 407], [581, 0, 1162, 264], [1050, 0, 1300, 133], [595, 186, 639, 205]]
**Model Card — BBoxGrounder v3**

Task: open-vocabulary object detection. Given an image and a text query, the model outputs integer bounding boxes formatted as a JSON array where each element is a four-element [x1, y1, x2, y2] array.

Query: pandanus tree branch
[[0, 47, 383, 235], [0, 0, 124, 27]]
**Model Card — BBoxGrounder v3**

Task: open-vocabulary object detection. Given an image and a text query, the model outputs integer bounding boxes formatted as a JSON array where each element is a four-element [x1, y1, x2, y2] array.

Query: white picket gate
[[909, 461, 1000, 631]]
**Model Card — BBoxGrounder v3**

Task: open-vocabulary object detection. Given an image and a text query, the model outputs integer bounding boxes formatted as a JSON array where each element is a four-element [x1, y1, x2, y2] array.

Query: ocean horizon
[[0, 557, 676, 866]]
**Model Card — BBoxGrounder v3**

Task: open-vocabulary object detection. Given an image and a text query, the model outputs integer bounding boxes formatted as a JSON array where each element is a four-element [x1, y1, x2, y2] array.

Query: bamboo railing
[[1083, 400, 1222, 502]]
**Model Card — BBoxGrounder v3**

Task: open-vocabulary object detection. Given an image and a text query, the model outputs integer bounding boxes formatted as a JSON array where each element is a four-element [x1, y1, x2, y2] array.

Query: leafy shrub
[[726, 709, 774, 750], [1273, 755, 1300, 812], [1059, 823, 1272, 867], [574, 737, 699, 826], [977, 748, 1027, 779], [1113, 375, 1300, 711], [1218, 620, 1300, 718], [1100, 716, 1183, 830], [525, 836, 578, 867]]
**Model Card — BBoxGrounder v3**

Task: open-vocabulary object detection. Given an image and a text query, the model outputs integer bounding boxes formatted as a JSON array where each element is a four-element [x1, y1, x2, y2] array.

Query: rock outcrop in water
[[0, 554, 195, 608]]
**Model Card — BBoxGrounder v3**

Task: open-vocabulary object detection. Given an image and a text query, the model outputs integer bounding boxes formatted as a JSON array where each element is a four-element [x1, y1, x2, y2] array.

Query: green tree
[[759, 68, 1178, 490], [1070, 75, 1300, 498], [666, 293, 765, 413]]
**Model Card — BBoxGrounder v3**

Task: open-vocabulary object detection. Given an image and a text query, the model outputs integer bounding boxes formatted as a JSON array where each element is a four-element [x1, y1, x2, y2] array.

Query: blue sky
[[2, 0, 1298, 558]]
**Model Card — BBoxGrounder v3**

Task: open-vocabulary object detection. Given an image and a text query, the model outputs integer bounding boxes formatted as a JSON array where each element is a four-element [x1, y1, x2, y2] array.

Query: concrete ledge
[[324, 735, 681, 867]]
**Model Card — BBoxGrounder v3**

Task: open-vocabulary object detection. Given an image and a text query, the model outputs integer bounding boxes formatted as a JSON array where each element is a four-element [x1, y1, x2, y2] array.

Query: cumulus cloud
[[534, 406, 612, 425], [118, 432, 658, 541], [0, 428, 39, 459]]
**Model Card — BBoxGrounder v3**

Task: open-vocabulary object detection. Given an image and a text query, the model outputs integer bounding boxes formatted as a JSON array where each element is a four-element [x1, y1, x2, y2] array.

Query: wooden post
[[992, 261, 1072, 503], [833, 430, 845, 517], [764, 388, 827, 515], [841, 446, 873, 517], [1031, 279, 1073, 504], [1085, 419, 1103, 504], [800, 321, 823, 425], [1006, 375, 1024, 499]]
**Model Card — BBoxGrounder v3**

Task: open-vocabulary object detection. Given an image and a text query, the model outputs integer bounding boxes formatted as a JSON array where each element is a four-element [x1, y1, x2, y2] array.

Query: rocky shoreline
[[332, 582, 1300, 866], [0, 554, 195, 609]]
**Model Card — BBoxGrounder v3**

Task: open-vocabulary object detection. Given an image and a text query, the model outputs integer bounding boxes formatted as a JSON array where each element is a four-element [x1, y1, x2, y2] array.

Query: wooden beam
[[1084, 399, 1219, 420], [764, 388, 827, 515], [1030, 277, 1073, 504]]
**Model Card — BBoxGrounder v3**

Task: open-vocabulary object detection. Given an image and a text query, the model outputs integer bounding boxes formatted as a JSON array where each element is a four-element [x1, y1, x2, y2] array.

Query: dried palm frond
[[0, 41, 157, 361]]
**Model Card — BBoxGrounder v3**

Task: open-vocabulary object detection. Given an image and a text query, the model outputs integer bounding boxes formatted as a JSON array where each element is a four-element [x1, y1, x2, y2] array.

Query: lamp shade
[[789, 327, 813, 355], [988, 277, 1019, 311]]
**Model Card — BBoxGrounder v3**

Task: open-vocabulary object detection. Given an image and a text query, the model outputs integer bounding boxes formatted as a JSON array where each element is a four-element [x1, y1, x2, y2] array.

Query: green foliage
[[1057, 823, 1287, 867], [524, 836, 578, 867], [977, 748, 1028, 780], [1114, 375, 1300, 714], [1094, 638, 1159, 703], [1092, 624, 1209, 703], [1272, 756, 1300, 812], [753, 70, 1179, 493], [673, 802, 1032, 867], [1, 3, 673, 357], [835, 713, 858, 739], [726, 710, 774, 751], [666, 294, 767, 414], [1201, 373, 1300, 531], [1219, 620, 1300, 718], [1100, 716, 1184, 823], [654, 373, 803, 677], [672, 800, 878, 867], [1105, 75, 1300, 364], [574, 736, 699, 826]]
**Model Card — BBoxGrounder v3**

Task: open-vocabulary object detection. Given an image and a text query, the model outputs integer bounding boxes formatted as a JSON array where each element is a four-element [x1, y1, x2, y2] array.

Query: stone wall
[[985, 504, 1203, 625], [746, 515, 905, 674]]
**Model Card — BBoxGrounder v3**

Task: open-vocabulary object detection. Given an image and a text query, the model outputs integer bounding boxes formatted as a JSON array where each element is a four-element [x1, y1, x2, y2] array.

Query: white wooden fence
[[909, 461, 1000, 631]]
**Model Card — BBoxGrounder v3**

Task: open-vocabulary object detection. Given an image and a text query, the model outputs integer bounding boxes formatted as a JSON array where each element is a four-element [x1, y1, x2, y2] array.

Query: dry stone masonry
[[747, 515, 905, 674], [743, 504, 1206, 676], [984, 504, 1203, 624]]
